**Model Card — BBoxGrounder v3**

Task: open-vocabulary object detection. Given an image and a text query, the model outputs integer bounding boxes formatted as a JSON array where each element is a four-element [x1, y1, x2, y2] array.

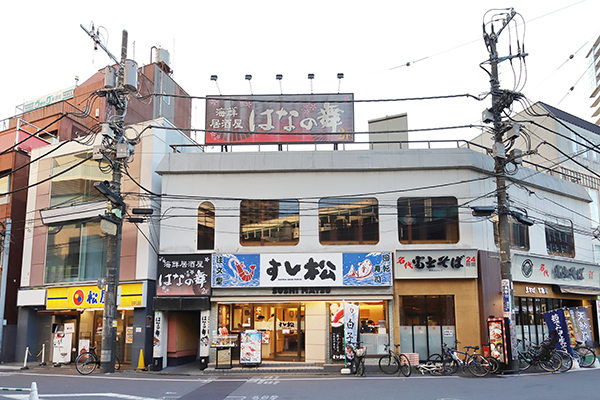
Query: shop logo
[[73, 289, 85, 307], [521, 259, 533, 278]]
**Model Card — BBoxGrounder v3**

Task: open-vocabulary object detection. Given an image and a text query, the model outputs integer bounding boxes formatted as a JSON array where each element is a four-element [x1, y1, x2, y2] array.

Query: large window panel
[[398, 197, 459, 244], [319, 198, 379, 245], [198, 201, 215, 250], [0, 174, 9, 205], [240, 200, 299, 246], [45, 222, 108, 284], [50, 154, 111, 207], [545, 222, 575, 258]]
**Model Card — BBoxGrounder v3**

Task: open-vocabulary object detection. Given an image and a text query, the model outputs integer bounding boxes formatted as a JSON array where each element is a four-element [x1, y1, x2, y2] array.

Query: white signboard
[[153, 311, 163, 358], [395, 249, 478, 279], [259, 253, 343, 287], [512, 253, 600, 288]]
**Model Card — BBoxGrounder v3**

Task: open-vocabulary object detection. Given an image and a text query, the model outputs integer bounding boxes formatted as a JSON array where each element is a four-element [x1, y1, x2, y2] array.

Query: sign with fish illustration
[[212, 253, 392, 288], [342, 252, 392, 286], [212, 254, 261, 287]]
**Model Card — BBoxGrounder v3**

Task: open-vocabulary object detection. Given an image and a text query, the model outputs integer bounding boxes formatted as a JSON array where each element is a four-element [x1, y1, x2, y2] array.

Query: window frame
[[197, 201, 215, 250], [397, 197, 459, 244], [240, 199, 299, 247], [493, 214, 530, 251], [318, 197, 379, 245], [544, 221, 575, 258]]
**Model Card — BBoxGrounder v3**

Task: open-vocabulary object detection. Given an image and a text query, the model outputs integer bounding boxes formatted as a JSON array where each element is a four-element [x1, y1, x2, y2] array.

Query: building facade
[[156, 146, 599, 366]]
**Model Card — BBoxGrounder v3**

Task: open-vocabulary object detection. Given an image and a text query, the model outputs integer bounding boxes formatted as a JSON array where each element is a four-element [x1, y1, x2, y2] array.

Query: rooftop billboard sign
[[205, 93, 354, 144]]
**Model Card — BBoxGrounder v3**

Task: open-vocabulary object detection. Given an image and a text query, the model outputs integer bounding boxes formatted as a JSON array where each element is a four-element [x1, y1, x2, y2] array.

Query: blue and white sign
[[212, 254, 261, 287], [343, 252, 392, 286]]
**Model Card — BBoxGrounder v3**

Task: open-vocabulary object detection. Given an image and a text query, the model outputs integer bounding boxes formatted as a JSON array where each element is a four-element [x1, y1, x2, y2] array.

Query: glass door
[[274, 303, 304, 361]]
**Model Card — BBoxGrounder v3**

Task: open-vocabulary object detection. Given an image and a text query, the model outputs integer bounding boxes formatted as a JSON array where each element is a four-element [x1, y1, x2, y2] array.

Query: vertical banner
[[344, 301, 359, 366], [330, 302, 345, 361], [569, 306, 594, 346], [597, 301, 600, 344], [543, 309, 572, 355], [501, 279, 511, 319], [199, 310, 210, 358], [153, 311, 164, 358]]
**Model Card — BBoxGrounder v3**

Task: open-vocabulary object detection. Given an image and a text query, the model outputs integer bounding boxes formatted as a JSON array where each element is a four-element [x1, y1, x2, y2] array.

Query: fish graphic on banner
[[212, 254, 260, 287], [343, 252, 392, 286]]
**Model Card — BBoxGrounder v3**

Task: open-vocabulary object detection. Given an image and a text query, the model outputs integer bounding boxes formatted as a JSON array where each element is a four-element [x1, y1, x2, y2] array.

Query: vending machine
[[487, 317, 512, 364], [52, 323, 74, 364]]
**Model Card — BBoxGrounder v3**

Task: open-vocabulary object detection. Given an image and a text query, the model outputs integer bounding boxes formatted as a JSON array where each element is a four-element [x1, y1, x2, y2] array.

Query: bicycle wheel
[[467, 354, 490, 377], [518, 352, 531, 371], [76, 352, 97, 375], [378, 353, 400, 375], [357, 358, 365, 377], [398, 353, 412, 377], [115, 355, 121, 371], [442, 356, 459, 375], [575, 346, 596, 368], [540, 351, 562, 372], [349, 357, 358, 374], [485, 356, 500, 374], [556, 350, 573, 372]]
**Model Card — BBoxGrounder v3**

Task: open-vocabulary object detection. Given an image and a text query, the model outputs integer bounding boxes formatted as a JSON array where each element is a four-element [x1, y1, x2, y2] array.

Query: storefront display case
[[211, 335, 238, 369]]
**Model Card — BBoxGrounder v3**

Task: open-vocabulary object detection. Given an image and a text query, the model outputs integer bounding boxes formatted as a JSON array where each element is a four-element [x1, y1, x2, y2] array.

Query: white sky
[[1, 0, 599, 145]]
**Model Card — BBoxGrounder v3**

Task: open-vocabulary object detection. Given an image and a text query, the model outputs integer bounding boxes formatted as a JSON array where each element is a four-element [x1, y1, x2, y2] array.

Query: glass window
[[44, 222, 108, 284], [240, 200, 299, 246], [197, 201, 215, 250], [493, 215, 530, 250], [319, 198, 379, 245], [398, 197, 459, 244], [0, 174, 9, 205], [545, 222, 575, 258], [50, 154, 111, 207]]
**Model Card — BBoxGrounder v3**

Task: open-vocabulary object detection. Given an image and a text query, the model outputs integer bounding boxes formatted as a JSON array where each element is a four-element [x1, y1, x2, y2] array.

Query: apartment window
[[45, 222, 108, 284], [545, 222, 575, 258], [398, 197, 459, 244], [50, 154, 111, 207], [493, 215, 530, 250], [240, 200, 299, 246], [0, 174, 9, 205], [197, 201, 215, 250]]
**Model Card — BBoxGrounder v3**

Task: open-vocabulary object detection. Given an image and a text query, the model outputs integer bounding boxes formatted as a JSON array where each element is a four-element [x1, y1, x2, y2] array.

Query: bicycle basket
[[355, 347, 366, 357]]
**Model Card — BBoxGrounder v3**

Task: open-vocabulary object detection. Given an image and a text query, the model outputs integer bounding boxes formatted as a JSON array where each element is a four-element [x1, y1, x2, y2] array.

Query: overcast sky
[[1, 0, 599, 146]]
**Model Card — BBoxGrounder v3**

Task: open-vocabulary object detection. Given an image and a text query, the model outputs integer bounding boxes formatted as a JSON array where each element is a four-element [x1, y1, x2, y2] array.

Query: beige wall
[[304, 302, 327, 363], [393, 279, 482, 349]]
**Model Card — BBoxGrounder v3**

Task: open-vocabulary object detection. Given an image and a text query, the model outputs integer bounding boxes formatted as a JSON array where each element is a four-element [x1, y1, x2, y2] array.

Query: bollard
[[29, 382, 38, 400], [39, 344, 46, 366], [20, 347, 29, 370]]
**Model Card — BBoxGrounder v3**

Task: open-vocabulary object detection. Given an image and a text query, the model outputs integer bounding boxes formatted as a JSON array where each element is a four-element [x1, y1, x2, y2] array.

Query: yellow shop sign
[[46, 283, 144, 310]]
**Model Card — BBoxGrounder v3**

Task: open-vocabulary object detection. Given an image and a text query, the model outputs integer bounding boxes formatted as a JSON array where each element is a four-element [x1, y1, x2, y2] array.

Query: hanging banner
[[344, 301, 359, 366], [569, 306, 594, 346], [205, 94, 354, 144], [543, 309, 572, 355]]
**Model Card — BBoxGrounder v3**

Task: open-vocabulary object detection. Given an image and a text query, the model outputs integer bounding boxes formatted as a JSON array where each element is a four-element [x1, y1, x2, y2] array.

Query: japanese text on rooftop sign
[[205, 94, 354, 144]]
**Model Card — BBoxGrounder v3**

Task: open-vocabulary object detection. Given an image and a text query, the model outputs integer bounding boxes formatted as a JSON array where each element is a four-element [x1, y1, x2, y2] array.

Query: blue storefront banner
[[212, 254, 261, 287], [342, 252, 392, 286], [212, 252, 392, 288], [543, 309, 572, 355]]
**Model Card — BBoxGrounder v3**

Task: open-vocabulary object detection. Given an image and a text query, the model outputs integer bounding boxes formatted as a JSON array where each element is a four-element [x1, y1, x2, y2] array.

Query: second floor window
[[493, 215, 530, 250], [319, 197, 379, 245], [398, 197, 459, 244], [545, 222, 575, 258], [198, 201, 215, 250], [50, 154, 111, 207], [0, 174, 9, 205], [240, 200, 299, 246]]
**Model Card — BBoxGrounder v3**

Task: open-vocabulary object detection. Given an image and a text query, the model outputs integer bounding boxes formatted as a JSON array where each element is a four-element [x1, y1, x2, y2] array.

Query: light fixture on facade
[[210, 75, 221, 95], [245, 74, 253, 95], [308, 73, 315, 94], [276, 74, 283, 94], [337, 73, 344, 93]]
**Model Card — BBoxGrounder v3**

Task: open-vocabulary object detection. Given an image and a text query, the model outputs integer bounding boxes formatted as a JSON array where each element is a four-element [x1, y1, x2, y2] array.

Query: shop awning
[[559, 285, 600, 296]]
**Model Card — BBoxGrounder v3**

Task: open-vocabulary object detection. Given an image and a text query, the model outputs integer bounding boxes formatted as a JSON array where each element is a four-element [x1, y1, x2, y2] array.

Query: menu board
[[240, 330, 262, 365], [488, 318, 507, 363]]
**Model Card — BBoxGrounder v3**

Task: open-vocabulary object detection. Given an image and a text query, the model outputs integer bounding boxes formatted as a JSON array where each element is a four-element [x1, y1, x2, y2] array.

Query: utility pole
[[0, 220, 11, 361], [81, 24, 137, 373], [482, 9, 528, 372]]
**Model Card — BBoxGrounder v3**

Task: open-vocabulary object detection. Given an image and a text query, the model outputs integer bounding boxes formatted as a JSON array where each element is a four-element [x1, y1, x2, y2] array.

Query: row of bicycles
[[347, 338, 597, 377]]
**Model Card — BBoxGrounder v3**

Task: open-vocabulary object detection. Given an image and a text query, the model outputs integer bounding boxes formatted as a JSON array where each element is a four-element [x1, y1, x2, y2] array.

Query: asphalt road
[[0, 367, 598, 400]]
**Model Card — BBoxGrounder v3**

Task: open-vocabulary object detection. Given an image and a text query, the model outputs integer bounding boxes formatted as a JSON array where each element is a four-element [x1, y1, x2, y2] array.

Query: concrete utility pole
[[482, 9, 528, 372], [81, 24, 136, 373]]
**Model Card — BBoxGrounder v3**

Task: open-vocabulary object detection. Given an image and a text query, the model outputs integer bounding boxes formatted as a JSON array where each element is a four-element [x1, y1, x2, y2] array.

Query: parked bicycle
[[346, 342, 366, 376], [516, 338, 561, 372], [555, 349, 574, 372], [573, 341, 596, 368], [75, 346, 121, 375], [417, 360, 452, 376], [427, 341, 490, 377], [378, 343, 412, 377]]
